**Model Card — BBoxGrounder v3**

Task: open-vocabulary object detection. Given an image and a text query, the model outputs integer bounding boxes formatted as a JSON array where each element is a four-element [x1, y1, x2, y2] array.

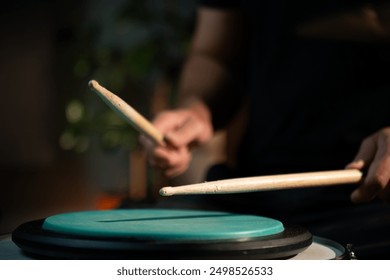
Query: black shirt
[[200, 0, 390, 176]]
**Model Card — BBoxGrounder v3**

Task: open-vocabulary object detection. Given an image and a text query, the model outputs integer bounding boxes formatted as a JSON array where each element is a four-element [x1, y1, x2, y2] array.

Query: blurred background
[[0, 0, 226, 234]]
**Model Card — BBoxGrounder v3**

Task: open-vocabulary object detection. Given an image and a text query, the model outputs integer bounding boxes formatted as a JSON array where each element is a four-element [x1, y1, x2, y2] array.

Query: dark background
[[0, 0, 199, 234]]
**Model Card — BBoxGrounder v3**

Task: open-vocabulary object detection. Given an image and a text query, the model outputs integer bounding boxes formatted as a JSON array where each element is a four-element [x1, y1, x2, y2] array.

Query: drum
[[12, 209, 312, 259], [290, 236, 350, 260]]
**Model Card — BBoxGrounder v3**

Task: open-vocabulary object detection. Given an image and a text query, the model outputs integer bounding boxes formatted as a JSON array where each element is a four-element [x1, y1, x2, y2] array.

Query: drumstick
[[88, 80, 165, 146], [159, 169, 363, 196]]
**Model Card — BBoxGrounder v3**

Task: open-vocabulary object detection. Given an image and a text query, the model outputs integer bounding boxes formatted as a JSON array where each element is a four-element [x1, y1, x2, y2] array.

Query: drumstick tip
[[88, 80, 99, 89], [159, 187, 173, 196]]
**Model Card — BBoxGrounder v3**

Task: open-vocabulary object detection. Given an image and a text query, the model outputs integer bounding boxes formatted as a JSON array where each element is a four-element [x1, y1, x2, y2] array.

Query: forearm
[[174, 7, 247, 131], [177, 52, 244, 130]]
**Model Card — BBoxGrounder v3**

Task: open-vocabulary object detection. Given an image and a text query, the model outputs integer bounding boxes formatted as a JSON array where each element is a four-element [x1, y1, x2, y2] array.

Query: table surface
[[0, 235, 32, 260]]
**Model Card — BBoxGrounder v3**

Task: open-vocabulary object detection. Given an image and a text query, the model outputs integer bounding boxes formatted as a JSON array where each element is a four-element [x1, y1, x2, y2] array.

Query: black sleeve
[[198, 0, 240, 9]]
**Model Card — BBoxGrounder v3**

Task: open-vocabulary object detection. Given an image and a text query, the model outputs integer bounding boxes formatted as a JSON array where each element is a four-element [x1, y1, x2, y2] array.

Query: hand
[[347, 127, 390, 203], [140, 102, 213, 178]]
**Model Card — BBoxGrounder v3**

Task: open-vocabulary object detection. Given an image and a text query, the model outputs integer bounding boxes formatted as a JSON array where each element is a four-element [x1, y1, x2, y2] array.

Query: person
[[140, 0, 390, 259]]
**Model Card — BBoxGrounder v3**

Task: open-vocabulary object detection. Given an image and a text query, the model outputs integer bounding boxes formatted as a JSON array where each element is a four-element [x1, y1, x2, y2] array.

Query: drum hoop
[[312, 236, 347, 260]]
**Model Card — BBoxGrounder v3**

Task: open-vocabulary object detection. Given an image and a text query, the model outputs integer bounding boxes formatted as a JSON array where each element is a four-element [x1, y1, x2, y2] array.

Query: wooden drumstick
[[89, 80, 165, 146], [159, 169, 363, 196]]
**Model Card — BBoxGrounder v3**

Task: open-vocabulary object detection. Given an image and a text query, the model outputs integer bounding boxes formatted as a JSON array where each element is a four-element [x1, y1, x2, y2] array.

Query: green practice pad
[[12, 209, 312, 259], [42, 209, 284, 241]]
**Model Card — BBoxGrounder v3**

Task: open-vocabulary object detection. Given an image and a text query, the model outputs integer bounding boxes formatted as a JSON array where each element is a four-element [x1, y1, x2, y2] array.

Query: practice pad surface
[[42, 209, 284, 241]]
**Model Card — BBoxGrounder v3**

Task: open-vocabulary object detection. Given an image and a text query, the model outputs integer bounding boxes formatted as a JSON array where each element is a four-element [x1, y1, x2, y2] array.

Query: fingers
[[154, 110, 213, 148], [371, 142, 390, 202], [348, 135, 377, 170], [358, 159, 390, 203], [347, 135, 377, 203], [140, 134, 192, 178], [348, 128, 390, 203], [139, 107, 213, 178], [153, 145, 192, 177], [345, 159, 365, 170], [166, 118, 212, 148]]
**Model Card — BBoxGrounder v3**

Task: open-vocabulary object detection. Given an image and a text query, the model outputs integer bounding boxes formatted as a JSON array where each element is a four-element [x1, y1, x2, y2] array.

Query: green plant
[[59, 0, 196, 154]]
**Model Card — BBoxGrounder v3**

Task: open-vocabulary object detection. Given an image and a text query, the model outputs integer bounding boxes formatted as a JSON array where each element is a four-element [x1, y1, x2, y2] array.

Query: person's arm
[[177, 7, 247, 129], [141, 7, 247, 177]]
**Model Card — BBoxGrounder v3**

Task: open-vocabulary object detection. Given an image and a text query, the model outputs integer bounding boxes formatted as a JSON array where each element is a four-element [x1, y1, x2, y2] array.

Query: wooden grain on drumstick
[[89, 80, 165, 146], [159, 169, 363, 196]]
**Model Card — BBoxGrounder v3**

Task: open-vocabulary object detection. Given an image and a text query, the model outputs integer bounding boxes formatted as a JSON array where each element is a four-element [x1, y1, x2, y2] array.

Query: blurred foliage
[[58, 0, 196, 153]]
